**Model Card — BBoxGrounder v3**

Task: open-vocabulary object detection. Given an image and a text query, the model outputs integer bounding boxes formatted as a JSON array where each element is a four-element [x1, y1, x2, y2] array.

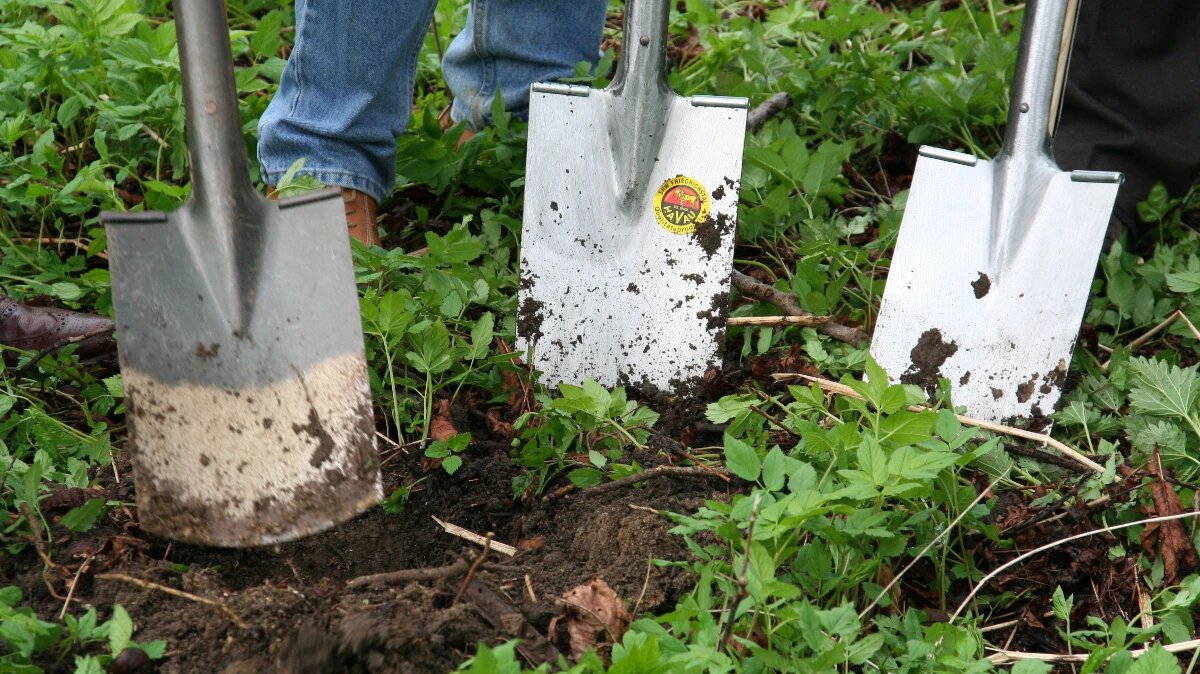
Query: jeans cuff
[[260, 167, 389, 204]]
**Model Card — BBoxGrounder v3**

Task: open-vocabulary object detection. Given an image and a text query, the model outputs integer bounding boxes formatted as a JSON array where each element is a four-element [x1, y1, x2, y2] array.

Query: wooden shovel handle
[[1048, 0, 1080, 136]]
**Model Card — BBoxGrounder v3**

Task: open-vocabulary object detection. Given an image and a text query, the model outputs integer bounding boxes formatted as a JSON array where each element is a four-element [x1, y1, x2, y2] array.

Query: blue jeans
[[257, 0, 607, 203]]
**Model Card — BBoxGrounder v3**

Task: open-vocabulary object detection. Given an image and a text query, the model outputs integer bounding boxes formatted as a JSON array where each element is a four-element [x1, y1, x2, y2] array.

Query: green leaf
[[761, 446, 787, 492], [568, 467, 603, 488], [802, 140, 852, 196], [61, 498, 106, 533], [405, 322, 453, 374], [250, 10, 283, 58], [724, 434, 761, 482], [441, 455, 463, 475], [107, 605, 133, 654], [1050, 586, 1072, 621], [74, 655, 105, 674], [1126, 357, 1200, 420], [139, 640, 167, 659], [1128, 645, 1182, 674], [0, 586, 22, 606], [1166, 270, 1200, 294], [469, 313, 494, 359]]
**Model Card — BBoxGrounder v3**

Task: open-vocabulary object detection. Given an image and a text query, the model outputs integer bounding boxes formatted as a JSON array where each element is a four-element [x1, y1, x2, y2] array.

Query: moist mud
[[900, 328, 959, 399]]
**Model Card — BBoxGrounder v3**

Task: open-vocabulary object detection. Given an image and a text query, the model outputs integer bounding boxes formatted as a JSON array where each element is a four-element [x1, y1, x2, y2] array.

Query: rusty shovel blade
[[100, 0, 380, 547]]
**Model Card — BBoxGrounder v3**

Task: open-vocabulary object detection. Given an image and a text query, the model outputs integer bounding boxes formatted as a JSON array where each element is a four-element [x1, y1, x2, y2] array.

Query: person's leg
[[441, 0, 608, 130], [1054, 0, 1200, 238], [258, 0, 439, 243]]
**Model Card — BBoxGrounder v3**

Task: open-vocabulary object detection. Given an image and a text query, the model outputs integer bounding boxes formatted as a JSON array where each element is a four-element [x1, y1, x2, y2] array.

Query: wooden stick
[[730, 271, 868, 346], [727, 315, 831, 327], [453, 535, 492, 605], [1101, 309, 1195, 371], [345, 559, 525, 590], [986, 638, 1200, 665], [783, 374, 1105, 473], [431, 516, 517, 556], [746, 92, 792, 134], [96, 573, 248, 630]]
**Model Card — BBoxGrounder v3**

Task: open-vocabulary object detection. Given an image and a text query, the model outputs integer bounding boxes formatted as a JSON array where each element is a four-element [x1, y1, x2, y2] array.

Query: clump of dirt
[[900, 328, 958, 398], [971, 272, 991, 299]]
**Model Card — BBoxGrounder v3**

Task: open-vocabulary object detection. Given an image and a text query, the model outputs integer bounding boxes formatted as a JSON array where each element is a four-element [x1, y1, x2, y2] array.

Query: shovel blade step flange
[[103, 189, 381, 547], [518, 88, 746, 390], [871, 151, 1119, 423]]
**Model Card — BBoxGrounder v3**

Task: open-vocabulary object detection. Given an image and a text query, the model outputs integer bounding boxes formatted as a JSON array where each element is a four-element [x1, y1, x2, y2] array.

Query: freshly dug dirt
[[3, 432, 730, 674]]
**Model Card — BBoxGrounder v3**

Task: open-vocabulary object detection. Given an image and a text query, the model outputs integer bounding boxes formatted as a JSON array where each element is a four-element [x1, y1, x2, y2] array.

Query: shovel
[[870, 0, 1122, 423], [517, 0, 748, 391], [101, 0, 380, 547]]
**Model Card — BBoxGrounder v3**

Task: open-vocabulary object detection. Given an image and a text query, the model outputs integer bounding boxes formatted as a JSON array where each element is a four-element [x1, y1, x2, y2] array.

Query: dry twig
[[1101, 309, 1200, 370], [730, 271, 868, 345], [727, 315, 831, 327], [986, 638, 1200, 665], [453, 535, 493, 605], [746, 92, 792, 133], [96, 572, 248, 630], [431, 516, 517, 556]]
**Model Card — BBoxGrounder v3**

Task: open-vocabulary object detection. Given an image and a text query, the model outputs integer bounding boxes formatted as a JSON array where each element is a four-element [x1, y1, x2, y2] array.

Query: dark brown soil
[[900, 327, 959, 398], [3, 434, 730, 674]]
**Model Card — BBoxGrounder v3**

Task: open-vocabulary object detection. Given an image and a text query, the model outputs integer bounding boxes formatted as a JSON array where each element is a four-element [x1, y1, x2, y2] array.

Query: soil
[[4, 434, 731, 674], [900, 327, 959, 398]]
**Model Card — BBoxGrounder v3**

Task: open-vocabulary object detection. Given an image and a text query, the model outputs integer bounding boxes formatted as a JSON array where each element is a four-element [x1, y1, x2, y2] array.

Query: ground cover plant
[[1, 0, 1200, 672]]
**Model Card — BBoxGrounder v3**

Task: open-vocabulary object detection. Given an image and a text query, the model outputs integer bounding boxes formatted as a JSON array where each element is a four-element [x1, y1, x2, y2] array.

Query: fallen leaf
[[486, 407, 513, 439], [430, 399, 458, 442], [516, 536, 545, 552], [1140, 450, 1200, 583], [553, 577, 631, 660]]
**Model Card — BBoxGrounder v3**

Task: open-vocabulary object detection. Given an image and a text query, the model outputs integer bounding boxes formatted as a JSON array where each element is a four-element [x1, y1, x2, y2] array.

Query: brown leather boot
[[0, 297, 116, 364], [265, 186, 382, 247], [342, 187, 382, 247]]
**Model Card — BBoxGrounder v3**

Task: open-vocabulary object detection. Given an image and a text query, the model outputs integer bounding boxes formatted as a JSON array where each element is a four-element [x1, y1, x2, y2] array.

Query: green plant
[[511, 380, 659, 497], [1, 588, 165, 673]]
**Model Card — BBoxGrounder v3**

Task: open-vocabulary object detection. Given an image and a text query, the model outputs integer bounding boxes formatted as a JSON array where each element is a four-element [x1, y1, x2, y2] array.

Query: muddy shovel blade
[[871, 150, 1119, 422], [517, 0, 748, 390], [100, 0, 380, 547], [871, 0, 1121, 423]]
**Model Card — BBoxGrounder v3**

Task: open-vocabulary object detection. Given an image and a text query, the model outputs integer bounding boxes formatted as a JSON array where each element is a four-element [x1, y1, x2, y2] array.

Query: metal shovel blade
[[871, 0, 1121, 423], [871, 149, 1119, 421], [101, 1, 380, 547], [517, 0, 747, 390]]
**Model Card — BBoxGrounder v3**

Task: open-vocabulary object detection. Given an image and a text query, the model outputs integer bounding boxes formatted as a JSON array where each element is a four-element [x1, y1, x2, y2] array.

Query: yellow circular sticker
[[653, 176, 710, 234]]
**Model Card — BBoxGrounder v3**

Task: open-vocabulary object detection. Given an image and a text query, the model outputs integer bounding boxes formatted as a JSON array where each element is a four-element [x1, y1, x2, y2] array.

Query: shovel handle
[[609, 0, 671, 94], [1001, 0, 1081, 164], [175, 0, 259, 209]]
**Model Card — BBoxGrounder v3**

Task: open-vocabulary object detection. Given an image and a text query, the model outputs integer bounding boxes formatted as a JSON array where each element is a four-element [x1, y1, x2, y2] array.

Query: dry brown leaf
[[486, 407, 513, 439], [516, 536, 545, 552], [553, 577, 631, 660], [1142, 450, 1200, 583], [430, 399, 458, 442]]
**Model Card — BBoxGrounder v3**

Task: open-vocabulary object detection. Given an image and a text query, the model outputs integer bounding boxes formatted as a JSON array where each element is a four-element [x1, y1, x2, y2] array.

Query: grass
[[1, 0, 1200, 672]]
